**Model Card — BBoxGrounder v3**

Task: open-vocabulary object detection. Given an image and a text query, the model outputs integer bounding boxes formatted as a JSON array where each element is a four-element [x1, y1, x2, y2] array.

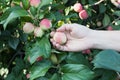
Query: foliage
[[0, 0, 120, 80]]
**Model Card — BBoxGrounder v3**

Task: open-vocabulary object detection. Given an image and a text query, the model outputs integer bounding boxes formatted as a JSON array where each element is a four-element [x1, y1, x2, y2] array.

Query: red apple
[[34, 27, 44, 37], [107, 26, 113, 31], [53, 32, 67, 45], [29, 0, 41, 7], [79, 10, 88, 19], [23, 22, 34, 34], [39, 19, 52, 30], [73, 3, 83, 12]]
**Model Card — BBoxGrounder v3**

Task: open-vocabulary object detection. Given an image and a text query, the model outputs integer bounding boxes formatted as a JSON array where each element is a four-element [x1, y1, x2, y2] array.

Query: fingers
[[50, 31, 55, 37], [57, 24, 72, 32], [50, 39, 67, 51]]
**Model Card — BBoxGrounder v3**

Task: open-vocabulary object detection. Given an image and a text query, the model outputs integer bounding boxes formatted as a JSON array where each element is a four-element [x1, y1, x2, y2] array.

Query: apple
[[73, 3, 83, 12], [23, 22, 34, 34]]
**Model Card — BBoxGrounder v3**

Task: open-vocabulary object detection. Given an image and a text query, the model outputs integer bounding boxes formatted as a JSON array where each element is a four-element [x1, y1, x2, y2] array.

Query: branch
[[111, 0, 120, 9]]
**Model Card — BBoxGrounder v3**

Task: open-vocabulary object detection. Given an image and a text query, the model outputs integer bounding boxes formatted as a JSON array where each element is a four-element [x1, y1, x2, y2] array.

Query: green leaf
[[114, 11, 120, 16], [21, 0, 30, 10], [61, 64, 94, 80], [102, 14, 110, 27], [8, 37, 19, 50], [92, 50, 120, 72], [30, 60, 51, 80], [99, 4, 106, 13], [50, 73, 61, 80], [66, 52, 90, 67], [3, 8, 28, 29], [27, 37, 51, 64]]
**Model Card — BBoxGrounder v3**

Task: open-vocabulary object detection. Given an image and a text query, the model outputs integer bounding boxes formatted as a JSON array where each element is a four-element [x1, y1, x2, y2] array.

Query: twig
[[117, 72, 120, 78], [89, 0, 104, 6], [94, 0, 104, 5], [111, 0, 120, 9]]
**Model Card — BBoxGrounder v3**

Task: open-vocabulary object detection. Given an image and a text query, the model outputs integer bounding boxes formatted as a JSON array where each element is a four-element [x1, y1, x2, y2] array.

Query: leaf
[[50, 73, 61, 80], [61, 64, 94, 80], [92, 50, 120, 72], [99, 4, 106, 13], [8, 37, 19, 50], [27, 36, 51, 64], [66, 52, 90, 67], [3, 8, 28, 29], [94, 69, 117, 80], [30, 60, 51, 80], [114, 11, 120, 16], [38, 0, 53, 9], [102, 14, 110, 27]]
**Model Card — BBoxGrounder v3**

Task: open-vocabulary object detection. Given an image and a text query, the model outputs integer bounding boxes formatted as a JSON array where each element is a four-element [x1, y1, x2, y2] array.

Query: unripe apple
[[36, 56, 43, 61], [34, 27, 44, 37], [97, 21, 102, 27], [53, 32, 67, 45], [73, 3, 83, 12], [107, 26, 113, 31], [29, 0, 41, 7], [39, 19, 52, 30], [26, 74, 30, 79], [117, 0, 120, 4], [23, 22, 34, 34], [50, 53, 58, 64], [79, 10, 88, 19]]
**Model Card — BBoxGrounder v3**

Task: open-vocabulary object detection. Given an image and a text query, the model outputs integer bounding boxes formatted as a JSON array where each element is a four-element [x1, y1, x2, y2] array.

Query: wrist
[[88, 30, 102, 49]]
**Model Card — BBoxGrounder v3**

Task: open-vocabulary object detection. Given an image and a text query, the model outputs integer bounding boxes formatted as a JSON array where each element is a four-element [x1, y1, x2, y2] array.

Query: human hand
[[50, 23, 94, 52]]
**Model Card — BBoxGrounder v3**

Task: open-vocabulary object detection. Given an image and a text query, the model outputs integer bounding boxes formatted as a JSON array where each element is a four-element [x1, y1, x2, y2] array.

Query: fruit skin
[[107, 26, 113, 31], [53, 32, 67, 45], [82, 49, 91, 54], [34, 27, 44, 37], [36, 56, 43, 61], [79, 10, 88, 19], [50, 53, 58, 64], [97, 21, 102, 27], [23, 22, 34, 34], [26, 74, 30, 79], [117, 0, 120, 4], [39, 19, 52, 30], [29, 0, 41, 7], [73, 3, 83, 12]]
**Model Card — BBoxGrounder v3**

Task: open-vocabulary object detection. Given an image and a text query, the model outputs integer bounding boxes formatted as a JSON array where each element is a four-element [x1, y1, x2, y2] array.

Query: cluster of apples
[[23, 18, 52, 37], [73, 3, 88, 19]]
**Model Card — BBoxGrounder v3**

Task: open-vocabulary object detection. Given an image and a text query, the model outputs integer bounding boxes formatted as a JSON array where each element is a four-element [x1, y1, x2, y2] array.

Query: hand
[[50, 23, 93, 52]]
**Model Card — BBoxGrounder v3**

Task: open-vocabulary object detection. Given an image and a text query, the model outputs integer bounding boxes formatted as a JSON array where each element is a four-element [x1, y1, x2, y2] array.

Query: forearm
[[89, 30, 120, 51]]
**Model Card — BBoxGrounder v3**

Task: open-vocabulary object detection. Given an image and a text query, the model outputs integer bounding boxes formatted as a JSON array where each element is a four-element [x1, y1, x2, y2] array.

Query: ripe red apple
[[117, 0, 120, 4], [107, 26, 113, 31], [39, 19, 52, 30], [82, 49, 91, 54], [53, 32, 67, 45], [79, 10, 88, 19], [34, 27, 44, 37], [29, 0, 41, 7], [26, 74, 30, 79], [73, 3, 83, 12], [23, 22, 34, 34], [36, 56, 43, 61]]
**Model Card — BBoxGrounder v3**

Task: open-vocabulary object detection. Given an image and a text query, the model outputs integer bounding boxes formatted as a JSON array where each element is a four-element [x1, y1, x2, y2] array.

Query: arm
[[90, 30, 120, 51]]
